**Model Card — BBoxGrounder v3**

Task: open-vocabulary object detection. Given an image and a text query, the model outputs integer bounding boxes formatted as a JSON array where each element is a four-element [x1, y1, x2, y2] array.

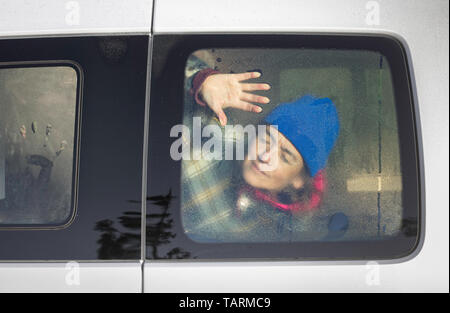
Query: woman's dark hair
[[277, 165, 313, 205]]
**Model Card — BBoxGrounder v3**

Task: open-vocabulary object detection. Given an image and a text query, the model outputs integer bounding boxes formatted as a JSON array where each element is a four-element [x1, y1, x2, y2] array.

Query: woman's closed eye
[[281, 147, 296, 165], [281, 153, 291, 164]]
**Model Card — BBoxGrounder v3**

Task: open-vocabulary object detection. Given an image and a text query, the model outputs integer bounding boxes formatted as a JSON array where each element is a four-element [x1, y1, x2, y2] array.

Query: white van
[[0, 0, 448, 293]]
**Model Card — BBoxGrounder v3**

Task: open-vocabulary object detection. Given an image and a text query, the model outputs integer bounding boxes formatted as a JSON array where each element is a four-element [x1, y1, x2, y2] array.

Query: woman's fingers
[[240, 92, 270, 104], [201, 71, 271, 122], [241, 83, 271, 91], [234, 71, 261, 81], [231, 100, 263, 113], [211, 106, 228, 126]]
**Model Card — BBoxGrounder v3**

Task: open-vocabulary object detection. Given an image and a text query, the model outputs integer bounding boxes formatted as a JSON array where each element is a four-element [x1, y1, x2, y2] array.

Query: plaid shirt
[[182, 56, 243, 241]]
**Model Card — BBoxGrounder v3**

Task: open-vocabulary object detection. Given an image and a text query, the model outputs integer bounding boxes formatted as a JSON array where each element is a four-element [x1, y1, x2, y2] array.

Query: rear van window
[[181, 48, 402, 243], [146, 34, 422, 260]]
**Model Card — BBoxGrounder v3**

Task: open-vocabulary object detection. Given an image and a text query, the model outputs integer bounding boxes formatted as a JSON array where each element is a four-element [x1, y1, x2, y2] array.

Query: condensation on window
[[0, 66, 78, 226], [182, 48, 402, 243]]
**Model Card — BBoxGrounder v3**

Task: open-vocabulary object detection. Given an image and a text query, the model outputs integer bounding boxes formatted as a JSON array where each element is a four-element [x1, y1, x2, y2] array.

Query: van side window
[[0, 64, 80, 227], [180, 48, 402, 243], [147, 35, 421, 260]]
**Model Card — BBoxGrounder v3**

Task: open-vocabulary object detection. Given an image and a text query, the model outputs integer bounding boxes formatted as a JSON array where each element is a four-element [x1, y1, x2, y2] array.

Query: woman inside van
[[181, 54, 340, 243]]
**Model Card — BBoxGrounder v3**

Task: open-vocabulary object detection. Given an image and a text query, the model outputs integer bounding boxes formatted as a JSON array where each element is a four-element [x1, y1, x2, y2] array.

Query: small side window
[[0, 63, 81, 228]]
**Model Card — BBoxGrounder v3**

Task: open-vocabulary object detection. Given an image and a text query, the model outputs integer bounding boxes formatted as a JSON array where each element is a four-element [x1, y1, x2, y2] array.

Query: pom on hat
[[264, 95, 340, 177]]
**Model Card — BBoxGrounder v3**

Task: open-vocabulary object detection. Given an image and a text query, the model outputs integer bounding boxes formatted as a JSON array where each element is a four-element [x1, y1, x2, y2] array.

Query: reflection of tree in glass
[[146, 190, 191, 259], [95, 213, 140, 259], [95, 189, 190, 260]]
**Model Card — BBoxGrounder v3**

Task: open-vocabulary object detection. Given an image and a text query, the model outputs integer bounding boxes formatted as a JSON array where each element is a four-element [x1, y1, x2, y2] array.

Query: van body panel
[[0, 0, 448, 293], [144, 0, 448, 293], [0, 0, 153, 38], [0, 262, 141, 293]]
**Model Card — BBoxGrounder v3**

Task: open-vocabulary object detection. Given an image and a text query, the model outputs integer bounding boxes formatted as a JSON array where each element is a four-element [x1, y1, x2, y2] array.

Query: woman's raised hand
[[198, 72, 271, 126]]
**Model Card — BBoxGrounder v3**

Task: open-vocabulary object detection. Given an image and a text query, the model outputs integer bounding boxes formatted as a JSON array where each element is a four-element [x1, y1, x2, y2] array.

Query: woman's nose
[[258, 151, 271, 163]]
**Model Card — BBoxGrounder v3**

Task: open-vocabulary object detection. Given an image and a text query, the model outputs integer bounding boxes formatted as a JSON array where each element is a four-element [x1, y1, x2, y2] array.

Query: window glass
[[0, 64, 79, 226], [180, 48, 402, 243]]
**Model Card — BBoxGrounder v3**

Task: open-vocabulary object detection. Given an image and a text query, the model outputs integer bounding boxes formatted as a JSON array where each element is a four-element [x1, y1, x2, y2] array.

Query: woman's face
[[242, 126, 306, 193]]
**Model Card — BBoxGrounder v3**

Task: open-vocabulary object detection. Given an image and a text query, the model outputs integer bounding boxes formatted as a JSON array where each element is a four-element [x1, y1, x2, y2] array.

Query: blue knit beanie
[[264, 95, 340, 177]]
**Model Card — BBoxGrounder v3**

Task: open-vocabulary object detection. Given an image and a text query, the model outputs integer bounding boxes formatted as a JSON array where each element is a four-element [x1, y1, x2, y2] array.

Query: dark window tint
[[0, 36, 148, 261]]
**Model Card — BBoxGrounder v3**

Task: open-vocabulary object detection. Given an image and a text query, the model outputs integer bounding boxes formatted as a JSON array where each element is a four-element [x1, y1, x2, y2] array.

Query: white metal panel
[[0, 0, 152, 38], [144, 259, 443, 293], [147, 0, 449, 293], [153, 0, 445, 36], [0, 262, 142, 293]]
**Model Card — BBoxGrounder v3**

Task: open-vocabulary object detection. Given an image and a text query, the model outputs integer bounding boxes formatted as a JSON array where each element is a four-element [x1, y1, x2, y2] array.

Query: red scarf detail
[[238, 170, 326, 213]]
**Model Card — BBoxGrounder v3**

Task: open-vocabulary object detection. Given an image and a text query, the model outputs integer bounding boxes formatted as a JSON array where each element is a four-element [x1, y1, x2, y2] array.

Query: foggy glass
[[181, 49, 402, 243], [0, 65, 78, 226]]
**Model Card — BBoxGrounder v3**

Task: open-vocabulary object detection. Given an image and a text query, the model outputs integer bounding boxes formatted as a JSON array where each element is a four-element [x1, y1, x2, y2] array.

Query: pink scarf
[[238, 170, 326, 213]]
